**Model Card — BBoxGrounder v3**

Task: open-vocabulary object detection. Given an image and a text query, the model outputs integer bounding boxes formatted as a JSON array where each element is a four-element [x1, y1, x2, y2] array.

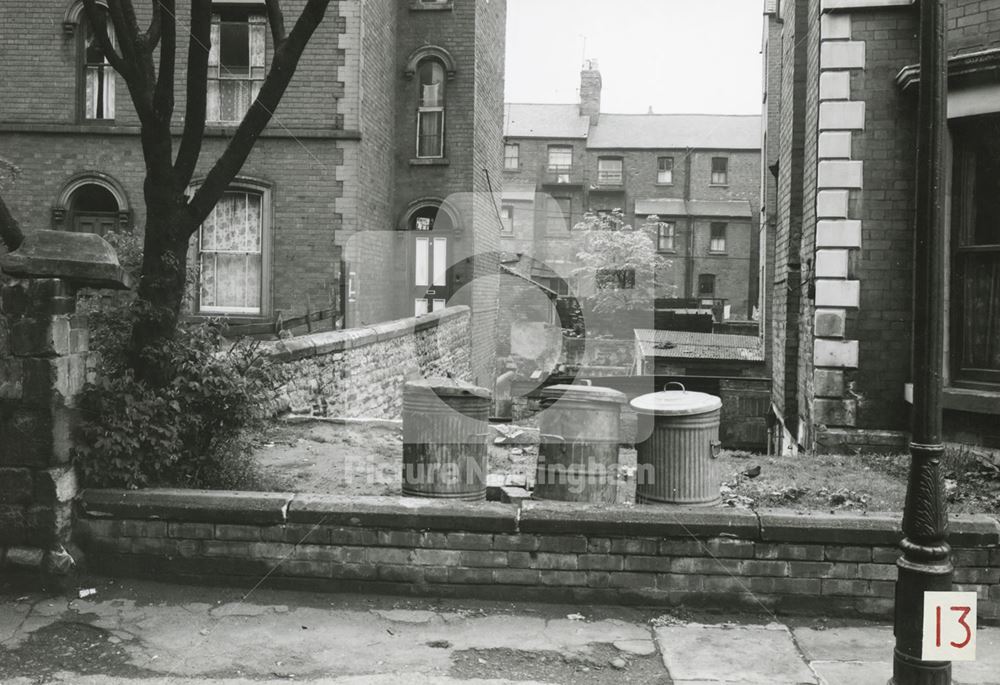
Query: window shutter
[[207, 17, 221, 121], [249, 15, 266, 78]]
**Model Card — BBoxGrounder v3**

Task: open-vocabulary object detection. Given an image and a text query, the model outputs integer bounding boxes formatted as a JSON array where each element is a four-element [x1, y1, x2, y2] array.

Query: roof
[[634, 199, 753, 218], [504, 103, 590, 139], [634, 329, 765, 362], [588, 114, 761, 150]]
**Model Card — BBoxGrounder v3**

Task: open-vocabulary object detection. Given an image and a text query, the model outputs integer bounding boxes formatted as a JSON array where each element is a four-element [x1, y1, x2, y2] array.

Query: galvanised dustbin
[[630, 383, 723, 505], [534, 382, 627, 504], [402, 377, 491, 501]]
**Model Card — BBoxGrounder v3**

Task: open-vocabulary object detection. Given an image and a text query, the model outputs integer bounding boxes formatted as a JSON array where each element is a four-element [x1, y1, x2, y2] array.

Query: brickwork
[[74, 490, 1000, 622], [0, 278, 89, 581], [261, 306, 472, 419]]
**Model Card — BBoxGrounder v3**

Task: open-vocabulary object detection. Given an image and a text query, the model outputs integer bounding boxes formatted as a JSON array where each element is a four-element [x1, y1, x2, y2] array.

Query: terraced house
[[764, 0, 1000, 453], [501, 62, 762, 322], [0, 0, 506, 388]]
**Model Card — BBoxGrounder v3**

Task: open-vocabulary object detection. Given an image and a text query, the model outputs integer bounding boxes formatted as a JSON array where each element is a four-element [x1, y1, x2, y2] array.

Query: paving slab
[[793, 626, 894, 663], [810, 660, 891, 685], [655, 623, 818, 684], [952, 626, 1000, 684]]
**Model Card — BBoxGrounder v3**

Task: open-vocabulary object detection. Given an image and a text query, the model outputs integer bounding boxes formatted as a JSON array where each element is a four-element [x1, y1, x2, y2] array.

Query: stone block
[[817, 220, 862, 248], [818, 132, 852, 159], [33, 467, 78, 504], [814, 399, 858, 427], [0, 403, 57, 468], [0, 357, 24, 401], [0, 468, 34, 505], [819, 102, 865, 130], [815, 309, 847, 338], [0, 506, 28, 545], [821, 41, 866, 70], [0, 231, 132, 290], [814, 369, 846, 397], [819, 71, 851, 101], [6, 546, 45, 568], [814, 339, 859, 368], [20, 355, 87, 407], [818, 161, 863, 189], [10, 316, 71, 357], [815, 250, 850, 278], [820, 13, 851, 40], [815, 280, 860, 308], [0, 283, 29, 318], [817, 190, 850, 218]]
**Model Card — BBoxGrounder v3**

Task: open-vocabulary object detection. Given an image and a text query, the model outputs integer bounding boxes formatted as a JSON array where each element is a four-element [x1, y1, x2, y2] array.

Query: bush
[[73, 306, 274, 490]]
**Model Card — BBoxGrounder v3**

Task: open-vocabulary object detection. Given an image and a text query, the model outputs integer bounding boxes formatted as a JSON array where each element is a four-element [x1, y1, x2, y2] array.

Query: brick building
[[765, 0, 1000, 453], [0, 0, 506, 388], [501, 63, 762, 321]]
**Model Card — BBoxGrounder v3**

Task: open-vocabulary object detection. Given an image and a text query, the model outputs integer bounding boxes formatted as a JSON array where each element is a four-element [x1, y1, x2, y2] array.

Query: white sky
[[504, 0, 766, 115]]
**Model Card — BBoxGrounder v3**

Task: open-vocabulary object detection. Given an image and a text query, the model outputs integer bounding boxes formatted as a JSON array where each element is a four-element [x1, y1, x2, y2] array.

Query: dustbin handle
[[663, 381, 686, 393], [540, 433, 566, 443], [710, 440, 722, 459], [580, 379, 592, 386]]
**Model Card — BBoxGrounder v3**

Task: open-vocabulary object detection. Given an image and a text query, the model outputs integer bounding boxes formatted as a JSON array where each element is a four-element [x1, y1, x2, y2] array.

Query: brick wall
[[261, 306, 472, 419], [73, 490, 1000, 622]]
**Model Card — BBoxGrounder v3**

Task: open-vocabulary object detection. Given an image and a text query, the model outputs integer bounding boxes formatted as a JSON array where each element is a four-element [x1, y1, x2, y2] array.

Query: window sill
[[709, 183, 730, 188], [942, 386, 1000, 415], [409, 0, 453, 9], [658, 249, 677, 254], [411, 157, 450, 166], [654, 182, 674, 187], [708, 251, 728, 256], [504, 167, 522, 173]]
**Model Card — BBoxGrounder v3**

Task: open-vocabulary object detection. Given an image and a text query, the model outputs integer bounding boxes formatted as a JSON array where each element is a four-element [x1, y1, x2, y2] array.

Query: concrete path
[[1, 578, 998, 684]]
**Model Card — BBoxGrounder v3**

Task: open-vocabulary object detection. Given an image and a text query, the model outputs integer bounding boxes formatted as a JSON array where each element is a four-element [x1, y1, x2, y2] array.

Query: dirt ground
[[252, 419, 1000, 514]]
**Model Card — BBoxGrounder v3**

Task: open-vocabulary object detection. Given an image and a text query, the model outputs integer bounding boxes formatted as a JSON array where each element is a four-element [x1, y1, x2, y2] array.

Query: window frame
[[78, 11, 117, 122], [415, 58, 447, 159], [657, 221, 676, 252], [698, 273, 716, 297], [656, 156, 674, 185], [710, 157, 729, 186], [504, 143, 520, 170], [709, 222, 728, 253], [597, 157, 624, 186], [193, 182, 272, 318], [207, 9, 267, 125], [500, 204, 514, 233]]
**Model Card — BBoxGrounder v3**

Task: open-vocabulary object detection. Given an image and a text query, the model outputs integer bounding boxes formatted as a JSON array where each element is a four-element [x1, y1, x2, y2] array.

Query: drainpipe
[[684, 147, 694, 299], [891, 1, 953, 683]]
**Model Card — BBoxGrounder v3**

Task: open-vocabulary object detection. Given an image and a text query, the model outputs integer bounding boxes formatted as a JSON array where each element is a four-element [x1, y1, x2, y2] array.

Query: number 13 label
[[923, 591, 977, 661]]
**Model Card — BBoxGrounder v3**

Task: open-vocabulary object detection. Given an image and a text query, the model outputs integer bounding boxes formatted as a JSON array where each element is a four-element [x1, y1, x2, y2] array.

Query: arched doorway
[[68, 183, 119, 235], [401, 200, 458, 316]]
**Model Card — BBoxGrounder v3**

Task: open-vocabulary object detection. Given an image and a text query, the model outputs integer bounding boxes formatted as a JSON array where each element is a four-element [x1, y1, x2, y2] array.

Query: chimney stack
[[579, 59, 602, 125]]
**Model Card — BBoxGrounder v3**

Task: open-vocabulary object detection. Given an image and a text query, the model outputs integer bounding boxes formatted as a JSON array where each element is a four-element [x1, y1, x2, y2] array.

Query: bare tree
[[75, 0, 331, 383]]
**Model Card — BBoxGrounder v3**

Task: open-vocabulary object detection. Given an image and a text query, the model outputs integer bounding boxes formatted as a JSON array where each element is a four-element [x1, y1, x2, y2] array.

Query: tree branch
[[0, 193, 24, 253], [264, 0, 287, 46], [80, 0, 128, 75], [145, 0, 162, 47], [152, 0, 176, 121], [173, 0, 213, 186], [188, 0, 331, 226]]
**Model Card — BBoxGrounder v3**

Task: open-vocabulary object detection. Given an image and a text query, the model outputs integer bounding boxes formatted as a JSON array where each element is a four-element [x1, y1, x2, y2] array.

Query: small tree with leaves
[[68, 0, 332, 385], [571, 209, 672, 324]]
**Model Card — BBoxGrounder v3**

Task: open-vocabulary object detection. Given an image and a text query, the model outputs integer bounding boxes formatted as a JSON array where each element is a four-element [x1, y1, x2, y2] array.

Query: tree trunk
[[128, 178, 194, 385]]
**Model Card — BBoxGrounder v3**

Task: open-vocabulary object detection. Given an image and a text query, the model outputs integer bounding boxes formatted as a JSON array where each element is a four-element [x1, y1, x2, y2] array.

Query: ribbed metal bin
[[631, 383, 723, 505], [402, 377, 491, 501], [534, 382, 627, 504]]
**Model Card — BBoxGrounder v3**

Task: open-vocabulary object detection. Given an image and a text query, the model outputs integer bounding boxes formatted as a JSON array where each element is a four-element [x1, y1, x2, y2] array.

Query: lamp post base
[[890, 648, 951, 685]]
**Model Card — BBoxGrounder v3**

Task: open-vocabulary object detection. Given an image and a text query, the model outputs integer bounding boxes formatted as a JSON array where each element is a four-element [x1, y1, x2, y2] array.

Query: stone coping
[[261, 306, 470, 363], [78, 489, 1000, 548]]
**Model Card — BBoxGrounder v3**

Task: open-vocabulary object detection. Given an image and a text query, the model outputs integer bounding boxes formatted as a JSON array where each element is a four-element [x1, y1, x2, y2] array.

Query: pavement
[[1, 577, 998, 685]]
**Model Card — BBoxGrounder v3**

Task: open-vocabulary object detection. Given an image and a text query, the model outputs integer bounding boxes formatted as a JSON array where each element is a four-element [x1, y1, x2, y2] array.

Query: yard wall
[[262, 306, 472, 419], [73, 489, 1000, 623]]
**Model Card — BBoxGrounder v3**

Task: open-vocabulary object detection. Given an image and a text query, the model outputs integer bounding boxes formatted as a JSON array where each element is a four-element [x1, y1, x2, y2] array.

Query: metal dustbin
[[402, 377, 491, 501], [630, 382, 723, 505], [534, 381, 627, 503]]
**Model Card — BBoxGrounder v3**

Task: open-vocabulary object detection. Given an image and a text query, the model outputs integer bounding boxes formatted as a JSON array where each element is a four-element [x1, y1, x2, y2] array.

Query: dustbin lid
[[541, 383, 627, 405], [405, 376, 491, 399], [630, 388, 722, 416]]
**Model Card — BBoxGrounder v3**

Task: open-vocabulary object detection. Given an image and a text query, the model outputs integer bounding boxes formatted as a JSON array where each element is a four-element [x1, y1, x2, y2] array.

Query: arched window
[[78, 5, 116, 120], [416, 59, 446, 158], [68, 182, 120, 235]]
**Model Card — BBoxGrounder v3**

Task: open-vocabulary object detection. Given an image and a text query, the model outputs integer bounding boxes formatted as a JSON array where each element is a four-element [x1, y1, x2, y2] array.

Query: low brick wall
[[74, 489, 1000, 622], [261, 306, 472, 419]]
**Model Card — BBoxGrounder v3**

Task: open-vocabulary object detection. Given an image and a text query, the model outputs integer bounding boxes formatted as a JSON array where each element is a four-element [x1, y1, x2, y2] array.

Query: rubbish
[[610, 657, 627, 670], [566, 613, 585, 621], [78, 588, 97, 598], [743, 465, 762, 479]]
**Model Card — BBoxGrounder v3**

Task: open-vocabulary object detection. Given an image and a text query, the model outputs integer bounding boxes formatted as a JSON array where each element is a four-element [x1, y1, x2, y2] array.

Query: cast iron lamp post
[[891, 0, 954, 683]]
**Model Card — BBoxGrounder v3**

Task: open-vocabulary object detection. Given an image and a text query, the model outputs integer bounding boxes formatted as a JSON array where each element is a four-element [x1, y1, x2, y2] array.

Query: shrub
[[73, 305, 274, 490]]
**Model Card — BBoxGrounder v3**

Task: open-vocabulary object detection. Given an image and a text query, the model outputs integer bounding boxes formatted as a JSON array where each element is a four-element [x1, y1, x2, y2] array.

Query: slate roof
[[634, 329, 765, 362], [504, 103, 590, 139], [634, 199, 753, 218], [588, 114, 761, 150]]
